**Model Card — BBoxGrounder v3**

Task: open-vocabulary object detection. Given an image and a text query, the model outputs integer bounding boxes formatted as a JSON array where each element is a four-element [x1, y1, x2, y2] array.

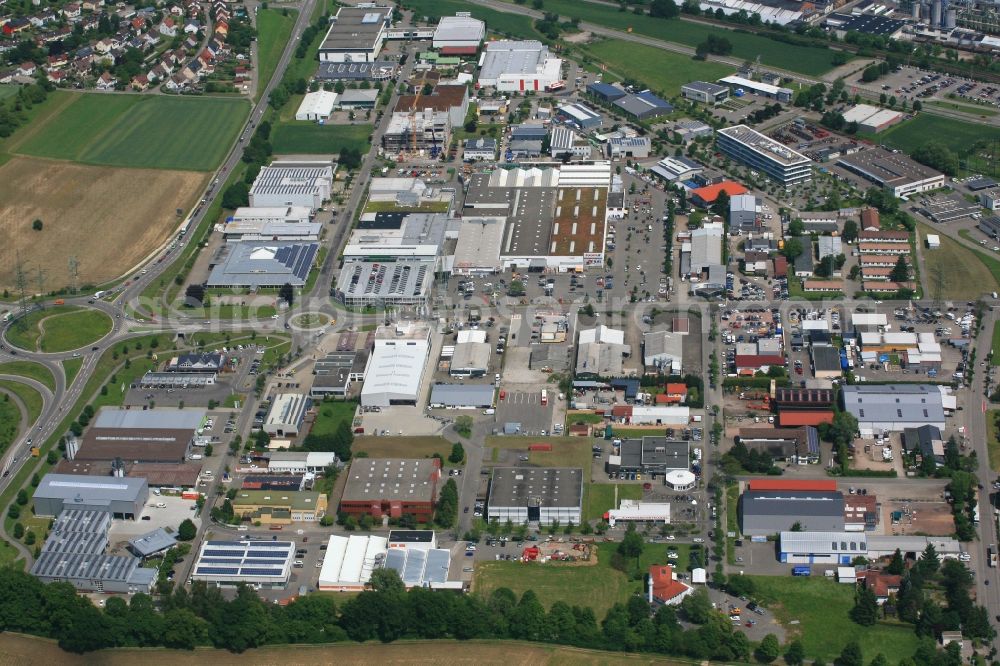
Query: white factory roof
[[480, 40, 549, 81], [579, 324, 625, 346], [318, 534, 388, 588], [719, 75, 787, 96], [852, 313, 887, 327], [457, 329, 487, 343], [557, 161, 612, 188], [842, 103, 882, 124], [295, 90, 337, 118], [433, 15, 485, 43]]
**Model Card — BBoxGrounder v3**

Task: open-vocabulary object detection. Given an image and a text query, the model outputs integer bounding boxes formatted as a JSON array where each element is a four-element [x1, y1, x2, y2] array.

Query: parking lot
[[494, 390, 556, 436]]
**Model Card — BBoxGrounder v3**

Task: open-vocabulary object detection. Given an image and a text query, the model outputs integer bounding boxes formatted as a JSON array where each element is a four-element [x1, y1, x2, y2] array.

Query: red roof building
[[747, 479, 838, 492], [778, 410, 834, 427], [773, 255, 788, 278], [690, 181, 748, 207], [440, 45, 478, 55], [648, 565, 693, 605], [863, 571, 901, 603], [860, 208, 880, 230], [734, 354, 786, 372]]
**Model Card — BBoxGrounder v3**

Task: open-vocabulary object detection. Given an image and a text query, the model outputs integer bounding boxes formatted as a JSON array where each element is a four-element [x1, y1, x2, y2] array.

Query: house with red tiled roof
[[159, 17, 177, 37], [47, 70, 66, 84], [17, 62, 37, 77], [96, 71, 117, 90], [863, 571, 901, 604], [131, 74, 149, 90], [648, 565, 693, 606]]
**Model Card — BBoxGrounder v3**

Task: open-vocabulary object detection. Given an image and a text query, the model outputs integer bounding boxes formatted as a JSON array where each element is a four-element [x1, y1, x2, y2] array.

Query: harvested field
[[0, 633, 687, 665], [550, 187, 607, 257], [0, 157, 208, 290]]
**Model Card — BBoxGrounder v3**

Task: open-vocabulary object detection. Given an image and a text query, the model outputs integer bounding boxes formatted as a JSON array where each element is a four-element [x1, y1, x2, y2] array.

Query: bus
[[792, 566, 811, 576]]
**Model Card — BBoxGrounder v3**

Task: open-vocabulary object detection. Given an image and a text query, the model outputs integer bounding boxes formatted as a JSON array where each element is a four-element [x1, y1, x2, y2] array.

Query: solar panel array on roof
[[191, 539, 295, 583]]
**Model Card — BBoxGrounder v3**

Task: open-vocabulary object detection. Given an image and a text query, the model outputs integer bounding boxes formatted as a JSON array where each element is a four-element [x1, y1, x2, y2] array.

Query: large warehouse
[[77, 427, 194, 464], [206, 242, 319, 288], [477, 40, 562, 92], [836, 148, 945, 198], [432, 14, 485, 50], [318, 5, 392, 63], [34, 474, 148, 518], [610, 437, 690, 475], [231, 490, 328, 524], [360, 321, 432, 407], [295, 90, 338, 121], [716, 125, 812, 187], [778, 531, 868, 565], [841, 384, 947, 436], [340, 458, 442, 521], [487, 467, 583, 526], [264, 393, 311, 437], [739, 488, 845, 536], [191, 539, 296, 588], [318, 534, 388, 591], [249, 164, 334, 210]]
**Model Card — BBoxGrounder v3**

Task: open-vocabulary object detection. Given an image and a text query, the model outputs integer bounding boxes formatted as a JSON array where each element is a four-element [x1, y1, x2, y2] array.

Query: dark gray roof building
[[207, 242, 319, 288], [429, 383, 495, 408], [487, 467, 583, 526], [128, 528, 178, 558], [34, 474, 149, 519], [617, 437, 689, 473], [740, 490, 845, 536]]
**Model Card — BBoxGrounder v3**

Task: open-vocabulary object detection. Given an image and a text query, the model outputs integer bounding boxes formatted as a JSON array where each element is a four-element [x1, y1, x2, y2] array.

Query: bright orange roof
[[748, 479, 838, 492], [779, 410, 834, 426], [666, 383, 688, 394], [691, 181, 747, 204]]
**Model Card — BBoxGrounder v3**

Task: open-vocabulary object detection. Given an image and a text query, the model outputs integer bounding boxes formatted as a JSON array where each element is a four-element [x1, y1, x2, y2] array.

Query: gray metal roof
[[683, 81, 729, 95], [811, 345, 843, 372], [94, 407, 205, 430], [488, 467, 583, 509], [841, 384, 946, 425], [207, 242, 319, 288], [430, 383, 494, 407], [744, 491, 845, 518], [128, 528, 178, 557], [320, 6, 391, 52], [779, 531, 867, 554], [36, 474, 147, 503], [480, 40, 548, 82]]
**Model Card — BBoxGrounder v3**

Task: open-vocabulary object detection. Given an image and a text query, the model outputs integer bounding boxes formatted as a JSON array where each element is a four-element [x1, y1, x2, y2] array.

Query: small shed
[[837, 566, 857, 583]]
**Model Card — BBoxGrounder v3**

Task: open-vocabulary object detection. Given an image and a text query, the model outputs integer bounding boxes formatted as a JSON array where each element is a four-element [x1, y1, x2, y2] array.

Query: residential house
[[46, 70, 66, 84], [95, 38, 115, 54], [81, 0, 104, 10], [183, 19, 201, 34], [47, 53, 68, 69], [159, 17, 177, 36], [169, 5, 184, 16], [863, 571, 902, 605], [62, 4, 82, 19], [131, 16, 145, 31], [214, 20, 228, 37], [17, 62, 37, 77], [131, 74, 148, 90], [165, 73, 188, 90], [96, 71, 117, 90]]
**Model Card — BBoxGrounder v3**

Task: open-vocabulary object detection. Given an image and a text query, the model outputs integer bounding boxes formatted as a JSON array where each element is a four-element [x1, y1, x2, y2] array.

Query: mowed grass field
[[749, 575, 917, 663], [0, 156, 207, 290], [256, 8, 296, 96], [0, 633, 689, 665], [5, 306, 112, 352], [16, 94, 249, 171], [270, 123, 372, 155], [879, 113, 995, 158], [582, 40, 731, 96], [918, 223, 998, 300], [0, 361, 56, 393]]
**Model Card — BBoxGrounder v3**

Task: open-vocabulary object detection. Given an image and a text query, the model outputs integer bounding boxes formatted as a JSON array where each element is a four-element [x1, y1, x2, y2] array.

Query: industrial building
[[231, 489, 328, 524], [191, 539, 296, 587], [681, 81, 730, 105], [586, 81, 626, 102], [812, 345, 844, 379], [737, 427, 820, 464], [315, 61, 397, 81], [166, 352, 226, 373], [739, 488, 845, 536], [477, 40, 562, 92], [31, 509, 156, 594], [841, 384, 947, 436], [140, 372, 216, 388], [127, 528, 178, 559], [222, 207, 316, 240], [396, 84, 469, 127], [576, 325, 630, 377], [682, 221, 726, 296], [429, 383, 496, 408], [265, 451, 339, 475], [555, 102, 603, 130], [335, 255, 436, 307], [264, 393, 311, 437], [642, 330, 684, 374], [206, 242, 318, 288], [388, 530, 437, 550], [778, 531, 868, 565], [729, 193, 760, 232], [448, 329, 491, 377], [612, 91, 673, 120], [464, 137, 497, 161], [609, 437, 690, 475], [338, 89, 379, 109], [607, 136, 651, 159], [716, 125, 812, 186], [432, 14, 485, 50], [487, 467, 584, 526], [311, 351, 366, 399], [718, 75, 793, 103], [837, 149, 945, 198], [76, 426, 194, 464], [318, 5, 392, 63], [841, 104, 904, 133], [384, 545, 453, 588], [360, 321, 432, 407], [550, 126, 591, 159], [606, 500, 671, 527], [902, 424, 946, 465], [295, 90, 338, 121], [248, 164, 333, 209], [318, 534, 388, 591], [341, 458, 442, 521], [650, 155, 703, 183]]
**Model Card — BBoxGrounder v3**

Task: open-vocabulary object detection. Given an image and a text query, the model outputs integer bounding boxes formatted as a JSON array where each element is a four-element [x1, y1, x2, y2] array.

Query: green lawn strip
[[585, 483, 642, 523], [406, 0, 542, 40], [256, 9, 297, 100], [958, 230, 1000, 286], [0, 362, 55, 393], [0, 398, 20, 460], [993, 323, 1000, 367], [223, 393, 245, 408], [726, 483, 738, 564], [270, 123, 373, 155], [927, 100, 999, 118], [310, 400, 359, 436], [15, 93, 138, 161], [987, 410, 1000, 471], [748, 575, 916, 663], [0, 380, 43, 427], [61, 357, 83, 388], [36, 309, 113, 353], [0, 539, 22, 569], [580, 40, 730, 97]]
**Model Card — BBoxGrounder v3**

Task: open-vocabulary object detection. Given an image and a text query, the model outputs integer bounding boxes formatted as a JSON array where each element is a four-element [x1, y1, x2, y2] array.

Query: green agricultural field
[[17, 94, 249, 171], [0, 85, 19, 102], [879, 114, 994, 161], [582, 40, 730, 96], [270, 122, 372, 155], [928, 100, 999, 118], [749, 575, 917, 663], [0, 362, 55, 393], [256, 9, 296, 95], [406, 0, 541, 39]]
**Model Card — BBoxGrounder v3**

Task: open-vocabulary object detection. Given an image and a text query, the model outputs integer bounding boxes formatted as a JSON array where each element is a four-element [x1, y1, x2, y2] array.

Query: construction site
[[520, 539, 594, 564]]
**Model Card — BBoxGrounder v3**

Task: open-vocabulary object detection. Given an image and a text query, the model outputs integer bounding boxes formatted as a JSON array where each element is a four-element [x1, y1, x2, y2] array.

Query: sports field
[[270, 122, 372, 155], [16, 94, 248, 171], [256, 8, 296, 95], [879, 114, 994, 159], [748, 575, 916, 663], [0, 156, 207, 290], [6, 306, 112, 353], [582, 40, 731, 96]]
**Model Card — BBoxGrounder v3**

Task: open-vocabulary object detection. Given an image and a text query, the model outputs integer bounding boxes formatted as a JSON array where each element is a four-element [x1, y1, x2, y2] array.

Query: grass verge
[[61, 357, 83, 387], [255, 9, 297, 100], [0, 362, 55, 393], [0, 380, 43, 427]]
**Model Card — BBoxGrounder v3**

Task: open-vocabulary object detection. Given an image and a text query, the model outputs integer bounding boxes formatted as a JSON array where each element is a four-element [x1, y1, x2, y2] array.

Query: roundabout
[[289, 313, 332, 331], [4, 306, 114, 353]]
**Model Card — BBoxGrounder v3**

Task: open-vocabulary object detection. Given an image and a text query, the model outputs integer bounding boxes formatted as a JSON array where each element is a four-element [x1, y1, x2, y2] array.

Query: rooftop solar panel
[[195, 566, 241, 575]]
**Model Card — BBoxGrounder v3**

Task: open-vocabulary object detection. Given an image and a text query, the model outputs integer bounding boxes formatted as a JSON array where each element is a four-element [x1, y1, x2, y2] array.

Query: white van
[[189, 454, 203, 461]]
